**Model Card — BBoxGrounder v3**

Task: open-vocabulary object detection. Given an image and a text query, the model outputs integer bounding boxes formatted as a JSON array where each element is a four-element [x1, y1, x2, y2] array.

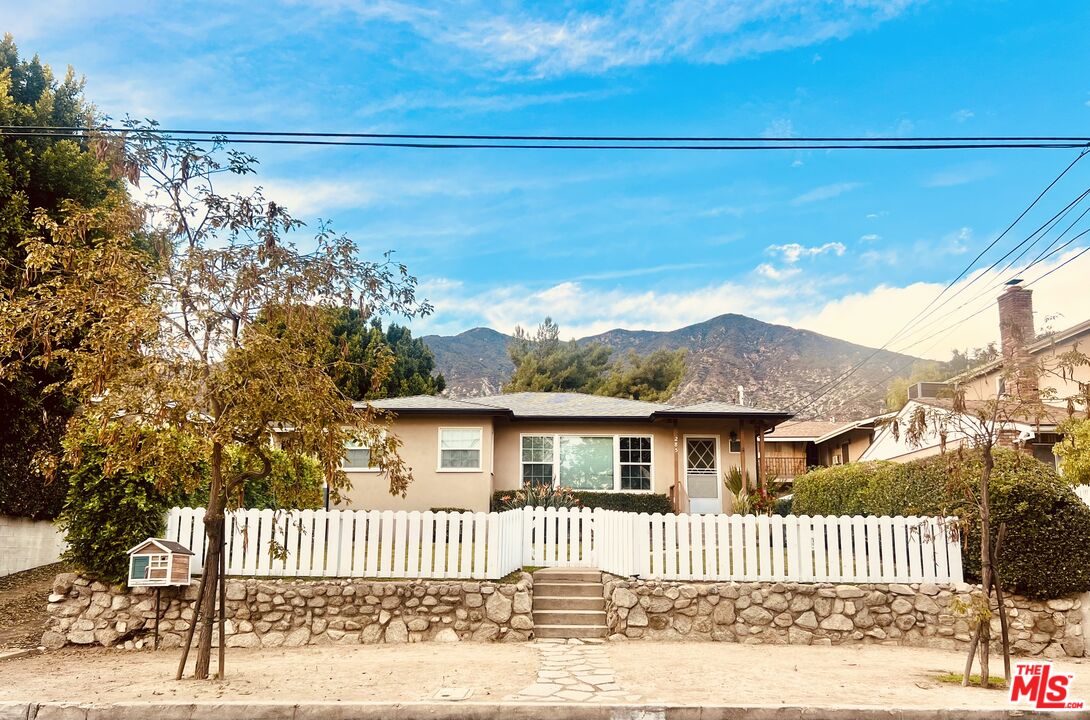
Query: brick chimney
[[996, 282, 1038, 399]]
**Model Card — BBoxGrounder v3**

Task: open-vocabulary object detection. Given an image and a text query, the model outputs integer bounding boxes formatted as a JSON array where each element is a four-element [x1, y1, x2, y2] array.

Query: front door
[[685, 437, 721, 514]]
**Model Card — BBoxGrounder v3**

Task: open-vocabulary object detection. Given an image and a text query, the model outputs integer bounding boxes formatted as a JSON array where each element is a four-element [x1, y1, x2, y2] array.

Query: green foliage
[[184, 447, 324, 510], [58, 429, 190, 585], [505, 318, 613, 393], [322, 309, 444, 399], [505, 317, 686, 400], [1055, 418, 1090, 485], [791, 462, 894, 517], [0, 35, 123, 519], [489, 489, 673, 514], [495, 484, 582, 510], [596, 348, 687, 402], [883, 344, 998, 412], [791, 448, 1090, 598]]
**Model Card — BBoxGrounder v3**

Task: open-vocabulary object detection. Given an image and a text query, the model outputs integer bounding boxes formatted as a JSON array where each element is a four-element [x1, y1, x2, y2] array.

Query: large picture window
[[520, 434, 653, 491], [439, 428, 483, 471]]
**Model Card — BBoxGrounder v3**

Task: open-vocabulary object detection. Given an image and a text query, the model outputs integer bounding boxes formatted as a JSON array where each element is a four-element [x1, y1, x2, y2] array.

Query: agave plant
[[499, 482, 582, 510], [723, 466, 753, 515]]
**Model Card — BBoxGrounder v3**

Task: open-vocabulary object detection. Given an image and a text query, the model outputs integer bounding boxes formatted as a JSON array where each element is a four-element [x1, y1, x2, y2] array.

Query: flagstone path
[[505, 638, 642, 703]]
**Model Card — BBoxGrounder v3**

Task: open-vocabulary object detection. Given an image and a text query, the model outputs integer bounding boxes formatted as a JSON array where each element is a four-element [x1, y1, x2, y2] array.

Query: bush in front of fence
[[489, 489, 674, 514], [792, 447, 1090, 599]]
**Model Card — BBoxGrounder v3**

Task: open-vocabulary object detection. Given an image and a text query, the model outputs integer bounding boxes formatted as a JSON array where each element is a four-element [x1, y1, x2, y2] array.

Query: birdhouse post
[[127, 538, 195, 649]]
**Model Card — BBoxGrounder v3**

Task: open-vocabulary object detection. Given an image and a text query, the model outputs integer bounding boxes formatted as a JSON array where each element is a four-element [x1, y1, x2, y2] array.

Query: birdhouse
[[126, 538, 195, 587]]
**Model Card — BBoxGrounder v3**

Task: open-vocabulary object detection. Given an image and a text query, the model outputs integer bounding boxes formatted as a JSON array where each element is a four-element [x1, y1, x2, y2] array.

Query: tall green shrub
[[58, 435, 188, 585], [791, 448, 1090, 598]]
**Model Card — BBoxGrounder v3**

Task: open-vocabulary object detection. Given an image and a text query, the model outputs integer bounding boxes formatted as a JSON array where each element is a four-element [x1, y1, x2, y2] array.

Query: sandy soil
[[609, 642, 1090, 709], [0, 563, 66, 649], [0, 641, 1087, 708], [0, 644, 535, 703]]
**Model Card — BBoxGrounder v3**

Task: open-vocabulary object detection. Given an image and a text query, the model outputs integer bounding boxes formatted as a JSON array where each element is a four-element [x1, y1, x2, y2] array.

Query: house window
[[438, 428, 482, 471], [521, 435, 554, 486], [619, 436, 652, 490], [521, 434, 653, 491], [341, 439, 373, 471], [559, 436, 614, 490]]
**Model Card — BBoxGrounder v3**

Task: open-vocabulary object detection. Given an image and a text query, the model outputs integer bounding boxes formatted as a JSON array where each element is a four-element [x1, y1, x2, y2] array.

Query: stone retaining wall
[[43, 572, 534, 650], [604, 577, 1088, 658]]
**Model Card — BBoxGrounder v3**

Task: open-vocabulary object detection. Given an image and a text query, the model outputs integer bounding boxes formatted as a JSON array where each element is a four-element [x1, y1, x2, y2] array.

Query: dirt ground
[[0, 640, 1086, 708], [0, 563, 65, 649]]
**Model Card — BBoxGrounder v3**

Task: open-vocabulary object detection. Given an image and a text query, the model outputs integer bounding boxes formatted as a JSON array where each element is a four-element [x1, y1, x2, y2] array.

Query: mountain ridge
[[422, 314, 921, 420]]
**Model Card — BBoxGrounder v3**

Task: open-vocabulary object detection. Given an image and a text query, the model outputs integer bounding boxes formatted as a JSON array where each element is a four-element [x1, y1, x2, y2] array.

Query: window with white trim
[[619, 436, 652, 490], [521, 435, 554, 486], [520, 434, 653, 491], [439, 427, 482, 471], [341, 438, 374, 471]]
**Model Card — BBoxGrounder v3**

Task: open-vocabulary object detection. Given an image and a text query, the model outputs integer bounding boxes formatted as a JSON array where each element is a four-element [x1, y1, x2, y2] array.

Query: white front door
[[685, 436, 722, 514]]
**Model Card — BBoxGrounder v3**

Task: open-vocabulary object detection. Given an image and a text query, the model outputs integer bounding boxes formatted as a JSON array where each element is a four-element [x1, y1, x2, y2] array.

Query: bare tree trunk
[[218, 538, 226, 680], [193, 442, 226, 680], [991, 523, 1011, 685], [962, 624, 981, 687], [976, 447, 995, 689]]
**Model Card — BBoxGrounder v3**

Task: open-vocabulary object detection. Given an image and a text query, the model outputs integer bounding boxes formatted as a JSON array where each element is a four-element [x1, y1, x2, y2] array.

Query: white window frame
[[341, 436, 380, 472], [518, 433, 654, 492], [437, 426, 484, 472]]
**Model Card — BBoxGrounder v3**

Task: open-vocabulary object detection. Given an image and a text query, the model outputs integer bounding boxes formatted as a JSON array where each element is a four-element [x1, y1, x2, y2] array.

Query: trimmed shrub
[[791, 462, 894, 517], [791, 448, 1090, 598], [490, 489, 673, 514], [58, 439, 186, 585]]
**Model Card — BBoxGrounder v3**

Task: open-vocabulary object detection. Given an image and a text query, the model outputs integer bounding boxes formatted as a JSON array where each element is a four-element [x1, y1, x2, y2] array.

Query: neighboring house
[[335, 392, 791, 514], [763, 416, 885, 479], [862, 282, 1088, 466]]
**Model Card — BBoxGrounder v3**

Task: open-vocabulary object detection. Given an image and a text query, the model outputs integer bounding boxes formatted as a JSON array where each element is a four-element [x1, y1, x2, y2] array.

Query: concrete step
[[533, 609, 606, 625], [534, 624, 609, 639], [532, 569, 602, 582], [534, 581, 603, 598], [533, 595, 605, 611]]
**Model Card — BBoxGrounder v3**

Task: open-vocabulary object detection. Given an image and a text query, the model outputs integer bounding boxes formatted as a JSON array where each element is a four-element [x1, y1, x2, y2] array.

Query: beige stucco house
[[861, 282, 1088, 466], [335, 392, 792, 514], [763, 416, 884, 480]]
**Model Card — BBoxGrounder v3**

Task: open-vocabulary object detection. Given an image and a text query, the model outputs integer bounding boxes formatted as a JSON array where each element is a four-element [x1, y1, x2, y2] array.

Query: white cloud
[[762, 118, 797, 138], [356, 88, 622, 116], [415, 246, 1090, 363], [923, 161, 995, 188], [768, 242, 846, 263], [315, 0, 919, 77], [951, 109, 975, 122], [860, 233, 881, 242], [755, 263, 801, 281], [791, 182, 863, 205]]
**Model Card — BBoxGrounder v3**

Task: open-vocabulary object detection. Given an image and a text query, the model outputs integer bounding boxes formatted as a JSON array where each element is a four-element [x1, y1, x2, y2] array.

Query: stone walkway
[[506, 638, 641, 703]]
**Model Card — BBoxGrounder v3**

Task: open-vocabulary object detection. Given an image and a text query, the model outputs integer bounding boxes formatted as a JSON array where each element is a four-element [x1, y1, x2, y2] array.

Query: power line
[[1, 128, 1088, 151], [784, 151, 1088, 416], [7, 125, 1090, 143]]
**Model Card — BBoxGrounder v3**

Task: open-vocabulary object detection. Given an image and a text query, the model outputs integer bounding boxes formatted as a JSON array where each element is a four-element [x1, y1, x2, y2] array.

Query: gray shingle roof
[[356, 396, 504, 414], [359, 391, 791, 421]]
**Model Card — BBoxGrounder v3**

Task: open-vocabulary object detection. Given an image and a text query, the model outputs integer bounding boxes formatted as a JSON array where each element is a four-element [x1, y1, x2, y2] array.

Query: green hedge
[[792, 448, 1090, 599], [490, 489, 673, 514]]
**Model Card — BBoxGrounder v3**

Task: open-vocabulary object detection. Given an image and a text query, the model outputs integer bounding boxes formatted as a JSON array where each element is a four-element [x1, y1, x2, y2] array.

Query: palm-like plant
[[498, 482, 582, 510]]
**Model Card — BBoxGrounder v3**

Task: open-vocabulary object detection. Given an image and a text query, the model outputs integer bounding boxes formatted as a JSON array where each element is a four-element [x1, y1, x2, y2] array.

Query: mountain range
[[422, 314, 924, 420]]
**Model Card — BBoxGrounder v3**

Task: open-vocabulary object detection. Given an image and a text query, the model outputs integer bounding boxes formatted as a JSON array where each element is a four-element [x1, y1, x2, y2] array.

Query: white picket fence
[[167, 506, 963, 583], [1076, 485, 1090, 507]]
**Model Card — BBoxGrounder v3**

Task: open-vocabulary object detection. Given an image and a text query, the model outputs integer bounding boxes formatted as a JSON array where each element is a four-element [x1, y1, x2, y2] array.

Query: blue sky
[[7, 0, 1090, 358]]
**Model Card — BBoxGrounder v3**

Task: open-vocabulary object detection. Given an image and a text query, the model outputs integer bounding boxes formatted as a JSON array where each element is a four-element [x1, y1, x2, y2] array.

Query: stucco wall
[[338, 415, 496, 512], [0, 515, 67, 576], [958, 335, 1090, 403]]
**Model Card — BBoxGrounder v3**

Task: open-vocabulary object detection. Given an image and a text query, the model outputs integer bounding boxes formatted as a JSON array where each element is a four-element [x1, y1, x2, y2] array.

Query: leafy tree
[[1056, 418, 1090, 485], [0, 123, 428, 679], [505, 318, 687, 400], [0, 35, 121, 519], [883, 361, 946, 412], [504, 317, 613, 393], [322, 309, 444, 399], [597, 348, 686, 401]]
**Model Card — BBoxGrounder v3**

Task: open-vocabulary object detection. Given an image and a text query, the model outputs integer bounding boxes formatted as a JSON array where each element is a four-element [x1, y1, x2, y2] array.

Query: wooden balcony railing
[[762, 455, 808, 479]]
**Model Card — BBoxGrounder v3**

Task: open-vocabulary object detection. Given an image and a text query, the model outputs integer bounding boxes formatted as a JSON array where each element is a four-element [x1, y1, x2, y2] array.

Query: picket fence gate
[[166, 506, 963, 584]]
